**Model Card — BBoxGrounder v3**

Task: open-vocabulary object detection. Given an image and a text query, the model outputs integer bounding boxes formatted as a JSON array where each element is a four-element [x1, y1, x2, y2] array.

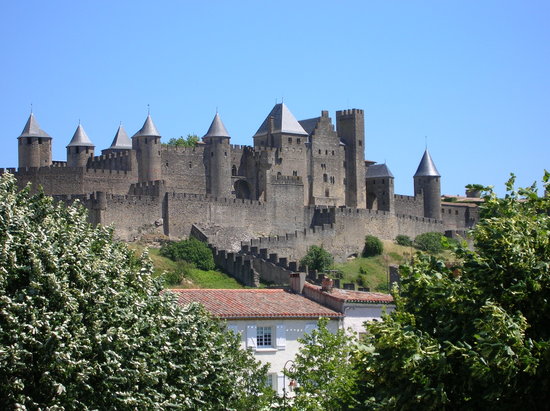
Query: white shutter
[[246, 324, 257, 349], [276, 323, 286, 350], [304, 323, 317, 335], [277, 373, 285, 396]]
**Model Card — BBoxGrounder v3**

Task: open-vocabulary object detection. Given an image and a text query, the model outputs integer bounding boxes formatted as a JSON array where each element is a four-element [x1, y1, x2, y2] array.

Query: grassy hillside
[[127, 243, 245, 289]]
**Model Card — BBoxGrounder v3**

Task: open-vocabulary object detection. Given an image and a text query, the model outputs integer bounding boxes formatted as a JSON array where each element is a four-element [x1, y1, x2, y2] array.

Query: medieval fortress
[[3, 103, 478, 285]]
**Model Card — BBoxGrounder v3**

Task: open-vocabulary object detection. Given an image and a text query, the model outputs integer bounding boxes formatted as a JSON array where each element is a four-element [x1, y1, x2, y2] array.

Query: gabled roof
[[414, 149, 440, 177], [132, 114, 161, 138], [304, 283, 394, 305], [253, 103, 308, 137], [67, 124, 94, 147], [109, 125, 132, 150], [169, 288, 342, 319], [298, 117, 320, 136], [366, 163, 394, 179], [19, 113, 51, 139], [203, 113, 230, 139]]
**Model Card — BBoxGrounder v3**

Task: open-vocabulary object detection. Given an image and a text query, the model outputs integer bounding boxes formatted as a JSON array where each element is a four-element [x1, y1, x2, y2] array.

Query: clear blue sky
[[1, 1, 548, 196]]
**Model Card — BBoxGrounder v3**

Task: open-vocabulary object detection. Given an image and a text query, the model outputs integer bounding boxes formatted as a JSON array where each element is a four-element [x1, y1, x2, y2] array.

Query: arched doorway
[[234, 180, 251, 200]]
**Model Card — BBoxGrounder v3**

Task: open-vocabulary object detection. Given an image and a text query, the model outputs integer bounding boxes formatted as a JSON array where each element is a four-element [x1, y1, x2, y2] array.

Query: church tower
[[203, 112, 232, 198], [414, 149, 441, 220], [66, 123, 95, 168], [132, 114, 162, 182], [18, 113, 52, 168]]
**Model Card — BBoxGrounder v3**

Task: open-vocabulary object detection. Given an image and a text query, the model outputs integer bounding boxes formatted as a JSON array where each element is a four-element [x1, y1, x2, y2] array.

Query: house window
[[323, 173, 328, 182], [288, 137, 292, 143], [297, 138, 301, 144], [292, 170, 298, 176], [358, 140, 362, 146], [257, 326, 273, 347], [325, 189, 330, 197]]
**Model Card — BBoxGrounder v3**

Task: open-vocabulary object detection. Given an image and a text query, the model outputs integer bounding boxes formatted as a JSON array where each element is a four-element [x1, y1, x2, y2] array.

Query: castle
[[3, 103, 478, 285]]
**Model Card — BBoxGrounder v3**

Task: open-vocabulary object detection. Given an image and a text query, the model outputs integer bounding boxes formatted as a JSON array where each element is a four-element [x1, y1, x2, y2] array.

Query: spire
[[414, 149, 440, 177], [133, 114, 161, 138], [109, 124, 132, 149], [203, 112, 230, 139], [67, 124, 94, 147], [19, 113, 51, 139], [253, 103, 308, 137]]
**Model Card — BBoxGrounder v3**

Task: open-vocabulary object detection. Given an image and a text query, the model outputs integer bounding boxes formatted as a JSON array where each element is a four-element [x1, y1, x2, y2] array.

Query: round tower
[[66, 123, 95, 168], [413, 149, 441, 220], [132, 114, 162, 182], [203, 112, 232, 198], [18, 113, 52, 168]]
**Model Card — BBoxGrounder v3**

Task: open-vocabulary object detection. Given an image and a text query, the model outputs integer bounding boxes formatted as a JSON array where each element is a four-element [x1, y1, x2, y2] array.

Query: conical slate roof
[[253, 103, 308, 137], [109, 125, 132, 149], [414, 149, 440, 177], [19, 113, 51, 139], [133, 114, 161, 138], [366, 163, 394, 179], [203, 113, 230, 138], [67, 124, 94, 147]]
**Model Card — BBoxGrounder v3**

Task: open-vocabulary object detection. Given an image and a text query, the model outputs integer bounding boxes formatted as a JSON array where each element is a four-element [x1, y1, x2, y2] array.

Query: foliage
[[160, 237, 215, 271], [300, 245, 334, 273], [165, 134, 199, 147], [163, 261, 194, 286], [465, 183, 485, 191], [395, 234, 413, 247], [354, 172, 550, 410], [414, 231, 444, 254], [0, 174, 269, 409], [284, 318, 358, 410], [363, 235, 384, 257]]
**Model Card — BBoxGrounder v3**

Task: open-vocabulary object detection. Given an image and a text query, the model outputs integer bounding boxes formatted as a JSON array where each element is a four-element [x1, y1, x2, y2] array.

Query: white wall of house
[[226, 317, 340, 395], [342, 304, 395, 336]]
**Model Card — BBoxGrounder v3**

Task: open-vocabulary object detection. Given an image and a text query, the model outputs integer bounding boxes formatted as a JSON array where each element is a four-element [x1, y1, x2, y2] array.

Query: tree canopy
[[300, 246, 334, 273], [0, 173, 269, 409], [355, 172, 550, 410], [165, 134, 199, 147]]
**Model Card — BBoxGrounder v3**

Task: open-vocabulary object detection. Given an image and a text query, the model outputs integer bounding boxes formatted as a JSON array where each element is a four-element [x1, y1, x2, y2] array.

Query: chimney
[[321, 277, 334, 292], [289, 272, 306, 294]]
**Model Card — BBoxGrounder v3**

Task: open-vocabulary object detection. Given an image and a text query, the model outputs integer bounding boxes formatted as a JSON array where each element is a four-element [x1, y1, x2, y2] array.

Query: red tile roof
[[168, 288, 343, 319], [304, 283, 394, 304]]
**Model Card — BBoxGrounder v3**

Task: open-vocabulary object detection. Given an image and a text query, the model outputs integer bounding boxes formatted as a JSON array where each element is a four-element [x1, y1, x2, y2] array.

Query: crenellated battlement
[[168, 191, 264, 208], [271, 174, 303, 184], [129, 180, 166, 196], [336, 108, 364, 117], [161, 145, 205, 153]]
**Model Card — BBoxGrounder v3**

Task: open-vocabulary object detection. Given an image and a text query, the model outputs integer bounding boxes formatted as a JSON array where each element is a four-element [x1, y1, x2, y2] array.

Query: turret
[[336, 109, 366, 208], [365, 163, 394, 212], [66, 123, 94, 168], [18, 113, 52, 168], [102, 124, 132, 155], [132, 114, 162, 182], [203, 112, 231, 198], [414, 149, 441, 219]]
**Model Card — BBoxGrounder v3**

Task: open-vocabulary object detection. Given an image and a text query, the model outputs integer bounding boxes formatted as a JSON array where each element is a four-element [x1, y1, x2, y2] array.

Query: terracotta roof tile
[[168, 288, 343, 319]]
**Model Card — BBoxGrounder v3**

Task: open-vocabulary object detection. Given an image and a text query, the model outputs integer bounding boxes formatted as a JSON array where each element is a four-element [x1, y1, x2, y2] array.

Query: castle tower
[[414, 149, 441, 219], [18, 113, 52, 168], [203, 112, 232, 198], [103, 124, 132, 154], [132, 114, 162, 182], [252, 103, 308, 148], [336, 109, 366, 208], [66, 124, 95, 168], [365, 163, 394, 212]]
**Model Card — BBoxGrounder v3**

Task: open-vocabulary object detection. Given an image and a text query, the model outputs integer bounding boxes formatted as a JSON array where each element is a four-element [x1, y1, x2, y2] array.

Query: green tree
[[160, 237, 215, 271], [0, 174, 270, 409], [414, 231, 444, 254], [284, 318, 358, 410], [354, 172, 550, 410], [395, 234, 413, 247], [363, 235, 384, 257], [300, 245, 334, 273], [165, 134, 199, 147]]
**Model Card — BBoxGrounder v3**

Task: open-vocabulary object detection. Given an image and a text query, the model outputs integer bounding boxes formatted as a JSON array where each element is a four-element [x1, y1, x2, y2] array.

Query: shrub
[[363, 235, 383, 257], [414, 232, 444, 254], [164, 261, 194, 286], [300, 246, 334, 273], [160, 238, 215, 271], [395, 234, 413, 247]]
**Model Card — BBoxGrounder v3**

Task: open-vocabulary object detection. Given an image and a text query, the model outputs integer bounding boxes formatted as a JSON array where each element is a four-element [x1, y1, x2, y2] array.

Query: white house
[[170, 288, 342, 395]]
